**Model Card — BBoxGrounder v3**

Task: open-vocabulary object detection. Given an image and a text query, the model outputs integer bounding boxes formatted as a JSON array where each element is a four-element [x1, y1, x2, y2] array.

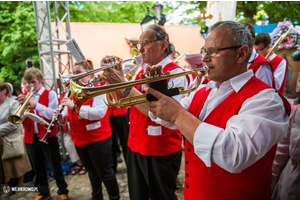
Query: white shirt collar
[[206, 70, 254, 93], [141, 56, 172, 70], [36, 86, 45, 96], [156, 56, 172, 68]]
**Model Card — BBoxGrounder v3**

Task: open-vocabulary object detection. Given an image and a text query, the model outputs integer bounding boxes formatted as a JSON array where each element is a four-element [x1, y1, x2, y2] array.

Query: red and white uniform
[[268, 53, 288, 95], [23, 87, 58, 144], [248, 48, 274, 88], [150, 70, 290, 199], [128, 56, 189, 156], [61, 91, 111, 147]]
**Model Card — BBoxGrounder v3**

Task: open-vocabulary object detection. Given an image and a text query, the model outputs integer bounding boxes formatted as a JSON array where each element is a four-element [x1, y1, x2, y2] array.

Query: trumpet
[[71, 66, 208, 110], [8, 87, 36, 124], [59, 55, 142, 89]]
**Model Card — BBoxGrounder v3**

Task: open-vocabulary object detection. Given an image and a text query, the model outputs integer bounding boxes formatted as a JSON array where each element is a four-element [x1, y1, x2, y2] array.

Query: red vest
[[270, 55, 288, 95], [185, 77, 278, 200], [248, 53, 270, 74], [107, 95, 128, 117], [23, 90, 59, 144], [68, 97, 112, 147], [127, 62, 185, 156], [249, 54, 276, 88]]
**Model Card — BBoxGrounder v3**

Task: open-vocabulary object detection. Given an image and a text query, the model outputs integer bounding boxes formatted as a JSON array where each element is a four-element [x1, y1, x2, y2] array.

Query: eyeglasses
[[200, 46, 242, 58], [137, 39, 161, 50], [256, 46, 267, 52]]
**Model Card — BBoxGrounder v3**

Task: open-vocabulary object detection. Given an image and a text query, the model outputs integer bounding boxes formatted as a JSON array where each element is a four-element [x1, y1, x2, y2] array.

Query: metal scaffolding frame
[[33, 1, 73, 93], [33, 1, 74, 159]]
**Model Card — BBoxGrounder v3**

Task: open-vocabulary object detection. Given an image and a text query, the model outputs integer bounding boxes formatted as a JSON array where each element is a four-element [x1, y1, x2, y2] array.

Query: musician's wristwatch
[[123, 87, 133, 97]]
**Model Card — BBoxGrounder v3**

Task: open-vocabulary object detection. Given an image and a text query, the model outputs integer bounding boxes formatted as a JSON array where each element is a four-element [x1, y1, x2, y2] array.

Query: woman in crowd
[[271, 103, 300, 199], [0, 82, 32, 187], [55, 60, 120, 200]]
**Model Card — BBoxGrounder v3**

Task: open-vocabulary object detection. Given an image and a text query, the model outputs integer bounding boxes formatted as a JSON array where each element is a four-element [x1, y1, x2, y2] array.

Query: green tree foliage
[[163, 1, 207, 25], [261, 1, 300, 24], [0, 1, 39, 88], [69, 1, 155, 23]]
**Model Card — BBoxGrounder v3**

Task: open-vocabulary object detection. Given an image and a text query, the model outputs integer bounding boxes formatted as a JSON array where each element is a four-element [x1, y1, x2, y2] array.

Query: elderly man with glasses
[[143, 21, 290, 200], [101, 25, 189, 200]]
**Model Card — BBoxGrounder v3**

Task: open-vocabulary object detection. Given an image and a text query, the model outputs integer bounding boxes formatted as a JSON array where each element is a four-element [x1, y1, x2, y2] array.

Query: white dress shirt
[[33, 86, 58, 133], [62, 92, 108, 121], [149, 70, 289, 173], [247, 48, 274, 87], [268, 53, 287, 91]]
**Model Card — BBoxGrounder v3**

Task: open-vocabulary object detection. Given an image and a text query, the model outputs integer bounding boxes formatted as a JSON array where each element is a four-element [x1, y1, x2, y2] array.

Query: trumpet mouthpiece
[[196, 65, 209, 72]]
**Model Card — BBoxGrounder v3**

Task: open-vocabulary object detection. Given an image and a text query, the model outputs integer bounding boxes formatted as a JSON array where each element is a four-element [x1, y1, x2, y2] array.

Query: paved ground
[[1, 151, 185, 200]]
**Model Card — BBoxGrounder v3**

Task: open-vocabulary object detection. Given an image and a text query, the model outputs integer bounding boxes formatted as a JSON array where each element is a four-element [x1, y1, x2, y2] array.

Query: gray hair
[[209, 21, 253, 61], [146, 25, 174, 55]]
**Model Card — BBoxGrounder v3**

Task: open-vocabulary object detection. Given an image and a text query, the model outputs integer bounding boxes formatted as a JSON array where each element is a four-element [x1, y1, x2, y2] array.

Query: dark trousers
[[75, 137, 120, 200], [109, 114, 129, 170], [127, 148, 182, 200], [26, 135, 68, 195]]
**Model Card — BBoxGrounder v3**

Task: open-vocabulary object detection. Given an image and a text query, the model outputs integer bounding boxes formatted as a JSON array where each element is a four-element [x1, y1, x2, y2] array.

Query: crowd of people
[[0, 21, 299, 200]]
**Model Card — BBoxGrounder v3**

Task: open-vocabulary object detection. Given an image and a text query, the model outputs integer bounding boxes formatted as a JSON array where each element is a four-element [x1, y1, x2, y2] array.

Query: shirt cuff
[[35, 102, 44, 112], [79, 105, 90, 119], [193, 122, 221, 167], [148, 111, 177, 129], [148, 111, 161, 123]]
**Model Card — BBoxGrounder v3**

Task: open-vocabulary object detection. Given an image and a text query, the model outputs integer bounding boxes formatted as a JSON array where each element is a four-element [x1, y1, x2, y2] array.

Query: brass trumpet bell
[[71, 66, 208, 111], [8, 87, 36, 124]]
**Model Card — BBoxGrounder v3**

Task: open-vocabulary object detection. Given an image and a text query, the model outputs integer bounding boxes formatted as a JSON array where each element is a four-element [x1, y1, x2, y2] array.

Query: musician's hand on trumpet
[[144, 66, 187, 124], [142, 65, 168, 78], [17, 93, 37, 109], [101, 55, 152, 115], [101, 55, 127, 84]]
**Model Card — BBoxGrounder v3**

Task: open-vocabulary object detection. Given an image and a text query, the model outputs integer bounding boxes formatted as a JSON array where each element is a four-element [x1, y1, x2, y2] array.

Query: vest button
[[186, 184, 189, 189], [186, 173, 189, 177], [131, 116, 133, 118], [188, 148, 191, 152], [186, 161, 189, 164], [132, 135, 134, 138], [131, 126, 133, 128]]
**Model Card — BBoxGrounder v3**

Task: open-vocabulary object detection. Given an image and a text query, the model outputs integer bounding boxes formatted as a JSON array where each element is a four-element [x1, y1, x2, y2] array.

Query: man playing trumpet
[[18, 67, 69, 200], [144, 21, 289, 200], [101, 24, 189, 200]]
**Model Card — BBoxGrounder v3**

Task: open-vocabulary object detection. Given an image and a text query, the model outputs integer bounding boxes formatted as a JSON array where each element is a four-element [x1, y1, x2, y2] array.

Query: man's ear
[[237, 45, 249, 63], [161, 39, 168, 52]]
